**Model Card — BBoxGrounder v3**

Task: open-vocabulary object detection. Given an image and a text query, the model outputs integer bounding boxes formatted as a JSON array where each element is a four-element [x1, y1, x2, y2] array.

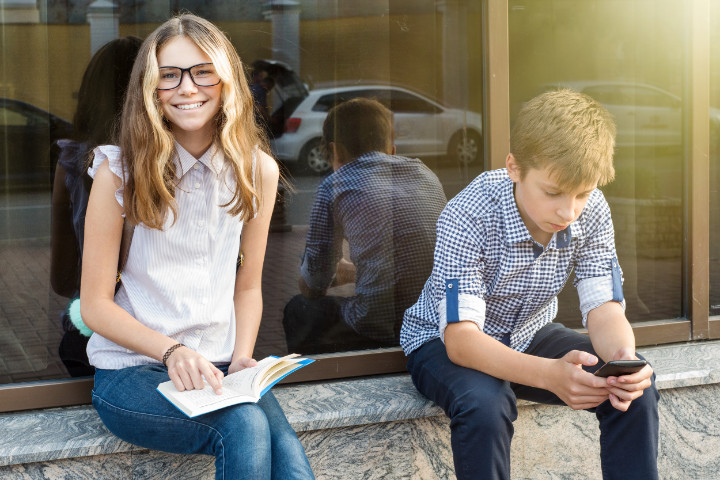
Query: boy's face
[[506, 154, 597, 245]]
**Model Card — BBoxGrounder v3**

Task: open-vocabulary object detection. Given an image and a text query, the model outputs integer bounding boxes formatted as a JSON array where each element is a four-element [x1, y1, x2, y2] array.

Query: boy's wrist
[[611, 346, 637, 361], [535, 356, 556, 391]]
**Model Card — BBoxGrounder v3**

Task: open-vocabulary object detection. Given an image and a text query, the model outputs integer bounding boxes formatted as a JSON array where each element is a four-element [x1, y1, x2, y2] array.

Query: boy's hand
[[602, 347, 653, 412], [546, 350, 610, 410]]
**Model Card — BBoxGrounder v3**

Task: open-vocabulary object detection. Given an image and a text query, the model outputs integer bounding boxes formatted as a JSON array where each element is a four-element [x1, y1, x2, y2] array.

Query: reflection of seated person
[[283, 98, 447, 353], [50, 36, 141, 377]]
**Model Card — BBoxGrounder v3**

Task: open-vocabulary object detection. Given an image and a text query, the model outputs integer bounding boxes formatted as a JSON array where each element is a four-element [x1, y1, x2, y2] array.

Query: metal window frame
[[0, 0, 716, 414]]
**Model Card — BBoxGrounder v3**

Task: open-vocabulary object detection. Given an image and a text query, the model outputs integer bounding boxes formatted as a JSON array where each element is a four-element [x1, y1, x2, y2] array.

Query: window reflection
[[711, 0, 720, 317], [50, 36, 141, 377], [510, 0, 685, 327], [252, 0, 485, 357], [281, 98, 447, 354], [1, 0, 484, 384]]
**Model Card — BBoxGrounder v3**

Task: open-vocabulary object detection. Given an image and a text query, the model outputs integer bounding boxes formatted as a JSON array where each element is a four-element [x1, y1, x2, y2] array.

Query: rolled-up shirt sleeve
[[430, 208, 488, 342], [573, 191, 626, 327]]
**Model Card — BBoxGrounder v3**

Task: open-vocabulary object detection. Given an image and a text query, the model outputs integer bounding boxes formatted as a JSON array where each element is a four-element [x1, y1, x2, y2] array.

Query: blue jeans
[[92, 364, 314, 480], [407, 323, 659, 480]]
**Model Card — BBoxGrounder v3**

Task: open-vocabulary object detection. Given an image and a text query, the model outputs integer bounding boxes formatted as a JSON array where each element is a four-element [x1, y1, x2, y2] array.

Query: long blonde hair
[[118, 14, 267, 229]]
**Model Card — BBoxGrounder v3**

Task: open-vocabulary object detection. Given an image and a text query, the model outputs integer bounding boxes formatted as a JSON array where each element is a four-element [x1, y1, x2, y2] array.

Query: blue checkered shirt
[[400, 168, 625, 355], [301, 151, 447, 343]]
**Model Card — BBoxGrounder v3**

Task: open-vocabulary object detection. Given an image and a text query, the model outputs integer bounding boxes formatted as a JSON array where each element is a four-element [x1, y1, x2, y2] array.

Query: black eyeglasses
[[157, 63, 221, 90]]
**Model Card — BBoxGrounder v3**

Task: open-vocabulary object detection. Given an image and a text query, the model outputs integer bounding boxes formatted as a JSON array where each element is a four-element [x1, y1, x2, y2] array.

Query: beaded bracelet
[[162, 343, 185, 366]]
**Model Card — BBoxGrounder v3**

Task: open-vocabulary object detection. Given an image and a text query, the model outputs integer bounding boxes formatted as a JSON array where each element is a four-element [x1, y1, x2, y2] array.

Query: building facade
[[0, 0, 718, 411]]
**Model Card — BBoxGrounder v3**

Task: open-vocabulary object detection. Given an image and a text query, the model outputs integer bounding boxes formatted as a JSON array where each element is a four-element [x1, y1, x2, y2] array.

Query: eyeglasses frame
[[156, 63, 221, 91]]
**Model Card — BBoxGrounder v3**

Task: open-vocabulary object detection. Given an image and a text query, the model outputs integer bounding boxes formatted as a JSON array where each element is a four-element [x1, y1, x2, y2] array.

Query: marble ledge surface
[[1, 339, 719, 468], [638, 340, 720, 389]]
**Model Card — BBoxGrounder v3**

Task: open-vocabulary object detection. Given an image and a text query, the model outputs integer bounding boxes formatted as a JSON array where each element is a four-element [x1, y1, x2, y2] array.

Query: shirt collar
[[174, 142, 221, 177], [501, 179, 532, 244]]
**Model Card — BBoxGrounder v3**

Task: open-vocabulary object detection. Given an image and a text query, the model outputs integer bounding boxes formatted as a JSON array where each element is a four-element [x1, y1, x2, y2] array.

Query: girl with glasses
[[80, 14, 314, 479]]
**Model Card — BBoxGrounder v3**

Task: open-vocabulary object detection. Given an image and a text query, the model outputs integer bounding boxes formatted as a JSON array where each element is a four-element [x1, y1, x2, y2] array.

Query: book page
[[259, 360, 301, 391], [156, 380, 256, 418], [223, 356, 279, 394], [156, 354, 311, 417], [167, 384, 243, 409]]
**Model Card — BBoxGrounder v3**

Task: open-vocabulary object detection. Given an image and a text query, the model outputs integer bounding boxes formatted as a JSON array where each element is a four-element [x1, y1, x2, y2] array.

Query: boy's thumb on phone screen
[[565, 350, 597, 366], [567, 350, 598, 366], [584, 353, 599, 366]]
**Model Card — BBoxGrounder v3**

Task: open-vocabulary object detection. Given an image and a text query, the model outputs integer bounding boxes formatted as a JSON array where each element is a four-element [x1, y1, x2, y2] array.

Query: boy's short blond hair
[[510, 89, 616, 189]]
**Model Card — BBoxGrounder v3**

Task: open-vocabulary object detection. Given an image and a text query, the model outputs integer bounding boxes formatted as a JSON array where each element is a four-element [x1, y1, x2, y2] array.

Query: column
[[87, 0, 119, 56], [265, 0, 301, 73], [436, 0, 469, 109]]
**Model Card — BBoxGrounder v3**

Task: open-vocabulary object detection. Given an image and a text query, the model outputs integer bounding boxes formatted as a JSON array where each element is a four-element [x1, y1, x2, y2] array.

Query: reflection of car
[[252, 61, 482, 174], [533, 82, 720, 148], [0, 98, 73, 191]]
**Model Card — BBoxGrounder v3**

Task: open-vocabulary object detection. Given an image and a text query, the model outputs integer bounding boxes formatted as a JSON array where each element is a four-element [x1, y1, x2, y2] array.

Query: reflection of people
[[283, 98, 447, 353], [50, 36, 142, 377], [249, 67, 271, 134], [80, 15, 313, 479], [401, 90, 659, 479]]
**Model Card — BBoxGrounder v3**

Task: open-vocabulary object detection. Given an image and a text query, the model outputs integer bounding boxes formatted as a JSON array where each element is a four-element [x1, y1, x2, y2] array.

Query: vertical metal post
[[483, 0, 510, 171], [686, 0, 711, 339]]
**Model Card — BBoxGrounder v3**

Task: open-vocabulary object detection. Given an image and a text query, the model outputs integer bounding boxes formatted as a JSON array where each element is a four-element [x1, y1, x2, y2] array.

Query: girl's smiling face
[[156, 36, 222, 149]]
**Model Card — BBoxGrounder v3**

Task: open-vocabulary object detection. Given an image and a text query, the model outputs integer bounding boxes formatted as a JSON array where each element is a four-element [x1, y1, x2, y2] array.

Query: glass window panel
[[0, 0, 484, 386], [509, 0, 685, 328], [711, 0, 720, 316]]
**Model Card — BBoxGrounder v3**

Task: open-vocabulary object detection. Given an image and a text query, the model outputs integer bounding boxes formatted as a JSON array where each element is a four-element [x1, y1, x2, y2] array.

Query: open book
[[157, 354, 314, 417]]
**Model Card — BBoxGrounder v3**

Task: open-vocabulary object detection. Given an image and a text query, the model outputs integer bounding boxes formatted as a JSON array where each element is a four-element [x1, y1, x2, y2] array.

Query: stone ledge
[[1, 340, 719, 469]]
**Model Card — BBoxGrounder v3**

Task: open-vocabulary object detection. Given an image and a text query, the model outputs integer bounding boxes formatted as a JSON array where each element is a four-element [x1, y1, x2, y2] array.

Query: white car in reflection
[[534, 81, 720, 149], [269, 84, 483, 174]]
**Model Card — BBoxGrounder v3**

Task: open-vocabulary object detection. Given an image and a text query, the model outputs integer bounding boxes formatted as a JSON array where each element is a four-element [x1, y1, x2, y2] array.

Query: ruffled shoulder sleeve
[[88, 145, 126, 208]]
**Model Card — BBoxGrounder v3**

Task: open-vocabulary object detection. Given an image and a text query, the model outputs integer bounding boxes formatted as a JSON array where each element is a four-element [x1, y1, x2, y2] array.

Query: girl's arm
[[229, 151, 279, 374], [80, 161, 224, 393]]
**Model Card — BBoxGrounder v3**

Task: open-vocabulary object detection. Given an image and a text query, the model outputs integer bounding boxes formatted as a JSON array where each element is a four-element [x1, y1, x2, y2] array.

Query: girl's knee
[[213, 406, 272, 477], [226, 404, 272, 439]]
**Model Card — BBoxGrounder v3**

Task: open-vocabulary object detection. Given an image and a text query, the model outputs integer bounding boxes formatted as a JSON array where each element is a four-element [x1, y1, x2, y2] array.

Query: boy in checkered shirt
[[400, 89, 658, 480]]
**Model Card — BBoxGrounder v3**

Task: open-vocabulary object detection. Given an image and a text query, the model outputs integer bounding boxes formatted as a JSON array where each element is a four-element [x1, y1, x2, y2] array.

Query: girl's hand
[[166, 346, 225, 395], [228, 356, 258, 375]]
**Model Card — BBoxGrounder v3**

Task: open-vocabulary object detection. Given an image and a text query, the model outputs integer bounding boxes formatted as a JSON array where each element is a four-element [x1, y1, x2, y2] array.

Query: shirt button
[[198, 220, 205, 227], [193, 164, 200, 170], [194, 182, 201, 189]]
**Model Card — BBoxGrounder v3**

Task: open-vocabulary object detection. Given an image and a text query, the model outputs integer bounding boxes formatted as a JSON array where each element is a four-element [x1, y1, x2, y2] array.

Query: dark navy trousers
[[407, 323, 659, 480]]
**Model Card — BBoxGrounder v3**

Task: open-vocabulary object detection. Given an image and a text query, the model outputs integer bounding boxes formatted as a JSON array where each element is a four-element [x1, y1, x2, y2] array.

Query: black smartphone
[[594, 360, 648, 377]]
